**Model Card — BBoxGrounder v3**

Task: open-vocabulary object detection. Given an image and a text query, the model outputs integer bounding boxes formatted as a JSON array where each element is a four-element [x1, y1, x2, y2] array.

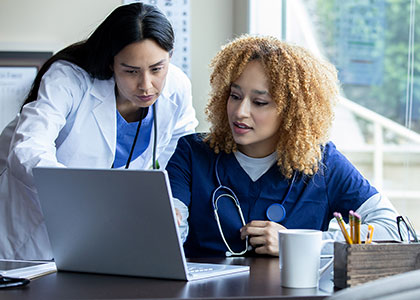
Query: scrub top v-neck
[[113, 108, 153, 168]]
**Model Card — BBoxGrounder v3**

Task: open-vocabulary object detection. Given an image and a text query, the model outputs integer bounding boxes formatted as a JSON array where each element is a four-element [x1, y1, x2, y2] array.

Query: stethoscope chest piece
[[266, 203, 286, 223], [265, 172, 297, 223]]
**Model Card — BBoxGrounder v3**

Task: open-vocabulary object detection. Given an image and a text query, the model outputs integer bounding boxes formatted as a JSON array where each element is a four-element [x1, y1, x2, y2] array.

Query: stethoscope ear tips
[[225, 251, 232, 257]]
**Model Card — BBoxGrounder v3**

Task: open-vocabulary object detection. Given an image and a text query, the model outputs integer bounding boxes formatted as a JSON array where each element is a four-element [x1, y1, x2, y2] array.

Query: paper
[[0, 259, 56, 279]]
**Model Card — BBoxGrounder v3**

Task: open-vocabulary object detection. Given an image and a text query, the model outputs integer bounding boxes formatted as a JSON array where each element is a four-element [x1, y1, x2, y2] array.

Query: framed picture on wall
[[0, 51, 52, 132]]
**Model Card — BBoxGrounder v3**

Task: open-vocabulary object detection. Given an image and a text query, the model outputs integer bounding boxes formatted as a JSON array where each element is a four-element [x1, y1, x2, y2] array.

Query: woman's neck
[[116, 97, 143, 123], [237, 144, 277, 158]]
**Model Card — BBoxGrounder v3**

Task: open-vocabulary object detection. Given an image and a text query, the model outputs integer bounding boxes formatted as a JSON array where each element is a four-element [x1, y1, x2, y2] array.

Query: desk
[[0, 257, 334, 300]]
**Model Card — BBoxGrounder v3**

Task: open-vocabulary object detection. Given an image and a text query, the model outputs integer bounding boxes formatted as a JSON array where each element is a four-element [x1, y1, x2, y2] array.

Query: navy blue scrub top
[[166, 133, 378, 257]]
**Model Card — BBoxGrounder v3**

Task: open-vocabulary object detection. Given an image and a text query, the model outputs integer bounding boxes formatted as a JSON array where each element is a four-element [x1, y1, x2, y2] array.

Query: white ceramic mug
[[279, 229, 334, 288]]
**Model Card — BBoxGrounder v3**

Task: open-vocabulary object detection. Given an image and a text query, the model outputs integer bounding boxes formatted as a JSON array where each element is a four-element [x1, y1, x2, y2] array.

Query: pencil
[[334, 212, 353, 244], [366, 224, 374, 244], [354, 212, 361, 244], [349, 210, 355, 243]]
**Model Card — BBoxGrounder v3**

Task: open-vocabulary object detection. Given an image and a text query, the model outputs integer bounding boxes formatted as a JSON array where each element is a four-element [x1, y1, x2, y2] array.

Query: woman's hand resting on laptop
[[175, 208, 182, 226]]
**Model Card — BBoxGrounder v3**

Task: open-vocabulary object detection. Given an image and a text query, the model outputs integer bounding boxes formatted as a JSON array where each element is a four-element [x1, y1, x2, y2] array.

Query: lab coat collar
[[160, 78, 171, 99], [155, 80, 178, 138], [90, 76, 115, 101]]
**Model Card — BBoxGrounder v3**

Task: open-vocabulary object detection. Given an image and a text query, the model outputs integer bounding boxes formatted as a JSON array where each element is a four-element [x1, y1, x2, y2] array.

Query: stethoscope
[[117, 104, 158, 169], [212, 154, 296, 256]]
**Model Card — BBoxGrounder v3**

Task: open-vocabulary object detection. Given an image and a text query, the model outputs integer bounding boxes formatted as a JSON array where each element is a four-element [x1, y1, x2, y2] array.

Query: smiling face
[[112, 39, 170, 115], [227, 60, 281, 158]]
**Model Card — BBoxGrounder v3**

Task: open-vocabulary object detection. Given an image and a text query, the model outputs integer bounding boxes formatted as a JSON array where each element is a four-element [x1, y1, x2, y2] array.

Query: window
[[250, 0, 420, 230]]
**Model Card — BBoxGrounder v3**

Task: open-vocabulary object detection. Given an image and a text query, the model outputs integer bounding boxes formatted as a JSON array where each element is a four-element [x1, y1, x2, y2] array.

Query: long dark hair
[[21, 2, 174, 108]]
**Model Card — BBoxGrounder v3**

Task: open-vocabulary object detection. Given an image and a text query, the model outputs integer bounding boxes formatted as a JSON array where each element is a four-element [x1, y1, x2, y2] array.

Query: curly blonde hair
[[205, 35, 339, 178]]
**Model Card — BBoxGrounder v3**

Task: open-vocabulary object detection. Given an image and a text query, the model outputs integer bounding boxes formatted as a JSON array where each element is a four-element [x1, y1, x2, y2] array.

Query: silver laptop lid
[[34, 167, 188, 280]]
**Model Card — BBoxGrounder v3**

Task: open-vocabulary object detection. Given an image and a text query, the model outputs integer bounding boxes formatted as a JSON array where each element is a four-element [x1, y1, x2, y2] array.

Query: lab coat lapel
[[90, 78, 116, 154], [154, 88, 178, 145]]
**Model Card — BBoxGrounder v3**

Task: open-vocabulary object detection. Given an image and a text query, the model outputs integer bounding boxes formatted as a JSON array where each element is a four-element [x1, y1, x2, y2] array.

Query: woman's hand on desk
[[240, 221, 286, 256]]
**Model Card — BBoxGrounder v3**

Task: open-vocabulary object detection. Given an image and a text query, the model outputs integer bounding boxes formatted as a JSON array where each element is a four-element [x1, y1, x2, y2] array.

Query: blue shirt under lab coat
[[113, 109, 153, 168], [166, 133, 378, 257]]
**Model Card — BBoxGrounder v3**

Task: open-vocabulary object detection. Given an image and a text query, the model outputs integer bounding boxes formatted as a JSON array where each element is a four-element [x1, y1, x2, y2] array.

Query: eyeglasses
[[397, 216, 419, 243], [0, 275, 30, 289]]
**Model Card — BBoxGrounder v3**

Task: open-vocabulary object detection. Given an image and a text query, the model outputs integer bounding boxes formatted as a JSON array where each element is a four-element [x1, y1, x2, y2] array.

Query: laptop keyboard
[[187, 266, 215, 273], [186, 262, 228, 275], [185, 262, 249, 280]]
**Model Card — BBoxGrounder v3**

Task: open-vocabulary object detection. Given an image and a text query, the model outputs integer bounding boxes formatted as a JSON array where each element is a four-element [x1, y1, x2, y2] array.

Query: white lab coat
[[0, 60, 198, 259]]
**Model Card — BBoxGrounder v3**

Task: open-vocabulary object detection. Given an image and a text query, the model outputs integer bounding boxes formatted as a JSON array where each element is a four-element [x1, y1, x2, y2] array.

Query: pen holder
[[333, 241, 420, 289]]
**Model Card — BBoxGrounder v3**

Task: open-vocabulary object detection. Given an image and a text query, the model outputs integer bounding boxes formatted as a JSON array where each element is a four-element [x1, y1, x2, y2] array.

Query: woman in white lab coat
[[0, 2, 197, 260]]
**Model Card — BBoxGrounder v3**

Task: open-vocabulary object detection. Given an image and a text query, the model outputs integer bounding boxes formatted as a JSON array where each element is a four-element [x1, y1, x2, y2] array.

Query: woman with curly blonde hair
[[167, 35, 399, 257]]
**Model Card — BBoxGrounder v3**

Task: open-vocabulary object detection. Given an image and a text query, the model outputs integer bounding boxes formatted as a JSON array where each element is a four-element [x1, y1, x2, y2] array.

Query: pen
[[354, 212, 361, 244], [403, 216, 419, 243], [366, 224, 374, 244], [349, 210, 355, 243], [0, 275, 30, 289], [334, 212, 353, 244]]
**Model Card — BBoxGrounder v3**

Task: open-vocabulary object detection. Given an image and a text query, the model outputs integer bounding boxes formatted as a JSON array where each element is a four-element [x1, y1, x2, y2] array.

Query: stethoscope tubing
[[152, 104, 157, 169], [212, 154, 249, 256], [211, 153, 296, 255], [124, 104, 158, 170]]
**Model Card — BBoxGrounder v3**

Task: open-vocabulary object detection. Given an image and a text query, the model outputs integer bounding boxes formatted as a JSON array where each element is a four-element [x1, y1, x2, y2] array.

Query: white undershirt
[[233, 151, 277, 182]]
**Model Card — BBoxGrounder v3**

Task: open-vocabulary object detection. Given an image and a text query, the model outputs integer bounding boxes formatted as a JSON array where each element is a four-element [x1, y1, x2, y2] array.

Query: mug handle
[[319, 239, 335, 276]]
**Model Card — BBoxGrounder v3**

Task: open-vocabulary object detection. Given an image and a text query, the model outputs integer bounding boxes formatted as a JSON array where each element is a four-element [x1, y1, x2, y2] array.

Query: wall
[[0, 0, 120, 52], [190, 0, 234, 131], [0, 0, 248, 132]]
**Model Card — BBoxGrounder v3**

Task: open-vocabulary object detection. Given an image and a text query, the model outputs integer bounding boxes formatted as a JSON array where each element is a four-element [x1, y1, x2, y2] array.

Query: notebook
[[33, 167, 249, 281]]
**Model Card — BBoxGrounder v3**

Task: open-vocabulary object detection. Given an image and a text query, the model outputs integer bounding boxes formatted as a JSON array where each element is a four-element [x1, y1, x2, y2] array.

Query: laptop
[[33, 167, 249, 281]]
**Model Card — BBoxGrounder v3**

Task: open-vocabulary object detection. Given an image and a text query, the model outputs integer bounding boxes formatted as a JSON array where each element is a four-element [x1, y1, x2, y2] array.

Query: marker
[[334, 212, 353, 244], [366, 224, 374, 244], [354, 212, 361, 244]]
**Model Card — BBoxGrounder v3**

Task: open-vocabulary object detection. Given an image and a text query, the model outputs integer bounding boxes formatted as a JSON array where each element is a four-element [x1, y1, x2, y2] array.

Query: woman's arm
[[324, 192, 400, 242], [165, 135, 196, 242], [7, 61, 85, 188]]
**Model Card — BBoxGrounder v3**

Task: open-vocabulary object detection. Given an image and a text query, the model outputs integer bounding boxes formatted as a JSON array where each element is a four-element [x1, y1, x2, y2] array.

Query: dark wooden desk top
[[0, 257, 334, 300]]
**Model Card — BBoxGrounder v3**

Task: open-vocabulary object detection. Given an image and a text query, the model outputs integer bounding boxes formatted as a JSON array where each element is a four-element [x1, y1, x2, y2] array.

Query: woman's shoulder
[[320, 141, 359, 174], [170, 133, 219, 169], [45, 60, 92, 84], [178, 133, 214, 153], [322, 141, 347, 162], [163, 64, 191, 95], [48, 60, 87, 74], [37, 60, 95, 108], [179, 132, 207, 145], [167, 63, 190, 82]]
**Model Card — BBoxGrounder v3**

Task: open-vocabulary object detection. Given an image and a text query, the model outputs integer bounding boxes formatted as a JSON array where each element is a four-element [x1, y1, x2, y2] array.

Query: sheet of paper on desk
[[0, 259, 56, 279]]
